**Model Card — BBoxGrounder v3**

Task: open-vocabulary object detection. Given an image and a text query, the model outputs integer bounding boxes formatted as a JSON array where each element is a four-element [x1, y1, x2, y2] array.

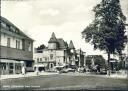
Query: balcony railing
[[0, 46, 33, 61]]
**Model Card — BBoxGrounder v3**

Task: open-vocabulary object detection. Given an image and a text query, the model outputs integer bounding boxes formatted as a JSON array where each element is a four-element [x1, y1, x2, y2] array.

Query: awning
[[34, 64, 45, 67]]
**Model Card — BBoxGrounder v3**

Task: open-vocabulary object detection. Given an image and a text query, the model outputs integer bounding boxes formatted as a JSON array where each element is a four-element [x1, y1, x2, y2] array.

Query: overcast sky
[[1, 0, 128, 59]]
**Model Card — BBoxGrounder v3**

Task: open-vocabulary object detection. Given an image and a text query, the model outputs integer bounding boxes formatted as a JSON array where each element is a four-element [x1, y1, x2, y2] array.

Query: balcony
[[0, 46, 33, 61]]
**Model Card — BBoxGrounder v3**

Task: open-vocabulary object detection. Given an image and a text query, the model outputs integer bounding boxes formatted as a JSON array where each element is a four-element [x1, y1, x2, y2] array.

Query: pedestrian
[[22, 66, 25, 75], [36, 67, 39, 75]]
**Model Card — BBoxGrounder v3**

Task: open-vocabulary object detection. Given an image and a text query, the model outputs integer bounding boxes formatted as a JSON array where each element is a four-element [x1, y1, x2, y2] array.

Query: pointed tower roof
[[69, 40, 75, 49], [48, 32, 58, 43]]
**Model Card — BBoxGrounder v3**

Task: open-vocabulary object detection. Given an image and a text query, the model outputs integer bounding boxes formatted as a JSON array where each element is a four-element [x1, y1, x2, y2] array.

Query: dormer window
[[15, 30, 19, 34], [1, 22, 6, 27], [10, 26, 15, 32]]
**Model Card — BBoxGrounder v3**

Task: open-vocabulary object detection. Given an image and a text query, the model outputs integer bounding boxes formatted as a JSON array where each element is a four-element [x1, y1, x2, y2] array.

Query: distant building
[[76, 49, 86, 67], [34, 32, 86, 71], [0, 16, 34, 75]]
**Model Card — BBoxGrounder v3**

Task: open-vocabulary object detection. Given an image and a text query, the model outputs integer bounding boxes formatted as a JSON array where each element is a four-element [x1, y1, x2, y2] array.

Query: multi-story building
[[34, 32, 86, 71], [34, 32, 70, 71], [0, 16, 34, 75]]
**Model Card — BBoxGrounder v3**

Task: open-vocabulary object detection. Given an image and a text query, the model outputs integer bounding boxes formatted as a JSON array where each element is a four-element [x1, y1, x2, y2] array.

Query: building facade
[[0, 16, 34, 75], [34, 32, 86, 71]]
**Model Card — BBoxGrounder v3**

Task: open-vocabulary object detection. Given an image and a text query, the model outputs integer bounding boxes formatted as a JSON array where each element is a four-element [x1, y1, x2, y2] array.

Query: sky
[[1, 0, 128, 59]]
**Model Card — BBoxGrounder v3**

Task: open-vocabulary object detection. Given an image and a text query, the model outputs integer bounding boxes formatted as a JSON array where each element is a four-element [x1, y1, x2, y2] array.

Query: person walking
[[36, 67, 39, 75], [22, 66, 25, 75]]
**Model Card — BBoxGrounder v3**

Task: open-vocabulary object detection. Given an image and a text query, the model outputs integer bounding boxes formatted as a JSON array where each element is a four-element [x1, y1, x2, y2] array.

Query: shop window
[[15, 63, 21, 70], [0, 62, 6, 70], [26, 61, 32, 67], [9, 63, 14, 74], [9, 63, 13, 69]]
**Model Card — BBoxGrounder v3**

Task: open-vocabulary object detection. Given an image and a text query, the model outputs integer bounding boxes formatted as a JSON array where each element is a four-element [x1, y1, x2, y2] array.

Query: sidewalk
[[60, 72, 128, 79], [108, 73, 128, 79], [0, 72, 59, 80]]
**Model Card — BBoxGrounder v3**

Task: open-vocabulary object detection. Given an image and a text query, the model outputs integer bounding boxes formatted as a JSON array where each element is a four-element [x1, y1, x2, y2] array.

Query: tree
[[37, 44, 46, 50], [94, 55, 106, 69], [82, 0, 127, 74], [86, 56, 92, 68], [86, 55, 106, 69]]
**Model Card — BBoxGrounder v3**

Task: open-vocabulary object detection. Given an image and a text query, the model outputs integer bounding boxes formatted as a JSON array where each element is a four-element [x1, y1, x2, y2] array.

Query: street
[[0, 73, 128, 90]]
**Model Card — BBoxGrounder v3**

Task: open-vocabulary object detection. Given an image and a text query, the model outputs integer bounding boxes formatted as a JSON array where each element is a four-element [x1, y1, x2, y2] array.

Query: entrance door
[[50, 63, 53, 68], [9, 63, 14, 74]]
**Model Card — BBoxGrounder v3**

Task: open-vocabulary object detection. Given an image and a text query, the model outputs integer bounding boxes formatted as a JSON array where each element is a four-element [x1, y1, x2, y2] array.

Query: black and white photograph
[[0, 0, 128, 90]]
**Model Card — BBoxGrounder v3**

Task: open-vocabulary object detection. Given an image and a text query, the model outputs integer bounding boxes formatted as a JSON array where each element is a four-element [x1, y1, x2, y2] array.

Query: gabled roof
[[57, 38, 68, 49], [0, 16, 33, 41], [48, 32, 58, 43], [69, 40, 75, 49]]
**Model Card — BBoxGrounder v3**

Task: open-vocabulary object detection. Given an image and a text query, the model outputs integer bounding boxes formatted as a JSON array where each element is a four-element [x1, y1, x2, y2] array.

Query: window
[[50, 54, 53, 60], [10, 26, 15, 32], [22, 39, 25, 51], [28, 42, 32, 51], [0, 62, 6, 70], [40, 58, 42, 62], [1, 22, 6, 27], [16, 40, 20, 49], [7, 38, 11, 47], [37, 58, 39, 63], [45, 57, 47, 61], [9, 63, 13, 69]]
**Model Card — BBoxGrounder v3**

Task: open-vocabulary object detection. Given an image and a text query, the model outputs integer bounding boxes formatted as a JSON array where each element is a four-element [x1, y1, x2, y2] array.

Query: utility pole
[[79, 48, 81, 68], [83, 52, 86, 67]]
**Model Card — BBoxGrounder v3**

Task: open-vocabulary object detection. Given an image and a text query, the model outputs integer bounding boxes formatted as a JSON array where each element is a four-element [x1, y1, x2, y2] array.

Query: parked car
[[100, 69, 107, 74], [78, 67, 85, 73], [59, 69, 68, 73], [86, 68, 90, 72], [66, 68, 75, 72]]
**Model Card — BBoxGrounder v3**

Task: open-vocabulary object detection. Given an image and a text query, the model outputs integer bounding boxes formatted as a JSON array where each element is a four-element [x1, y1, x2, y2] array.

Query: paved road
[[0, 73, 128, 90]]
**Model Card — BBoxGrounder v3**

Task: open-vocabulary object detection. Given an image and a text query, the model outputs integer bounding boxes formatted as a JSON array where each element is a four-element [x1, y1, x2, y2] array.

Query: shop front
[[0, 59, 23, 75]]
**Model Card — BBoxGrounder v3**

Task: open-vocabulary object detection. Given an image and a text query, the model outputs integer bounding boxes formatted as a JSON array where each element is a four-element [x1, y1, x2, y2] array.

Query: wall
[[1, 33, 23, 49], [34, 49, 66, 66], [48, 43, 57, 49]]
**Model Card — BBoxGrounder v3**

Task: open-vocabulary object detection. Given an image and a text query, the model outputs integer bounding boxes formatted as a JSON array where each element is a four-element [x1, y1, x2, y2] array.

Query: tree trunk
[[107, 52, 111, 76]]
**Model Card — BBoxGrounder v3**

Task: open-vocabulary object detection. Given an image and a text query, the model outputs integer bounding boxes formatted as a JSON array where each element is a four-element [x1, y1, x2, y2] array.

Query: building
[[34, 32, 86, 71], [76, 49, 86, 67], [0, 16, 34, 75]]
